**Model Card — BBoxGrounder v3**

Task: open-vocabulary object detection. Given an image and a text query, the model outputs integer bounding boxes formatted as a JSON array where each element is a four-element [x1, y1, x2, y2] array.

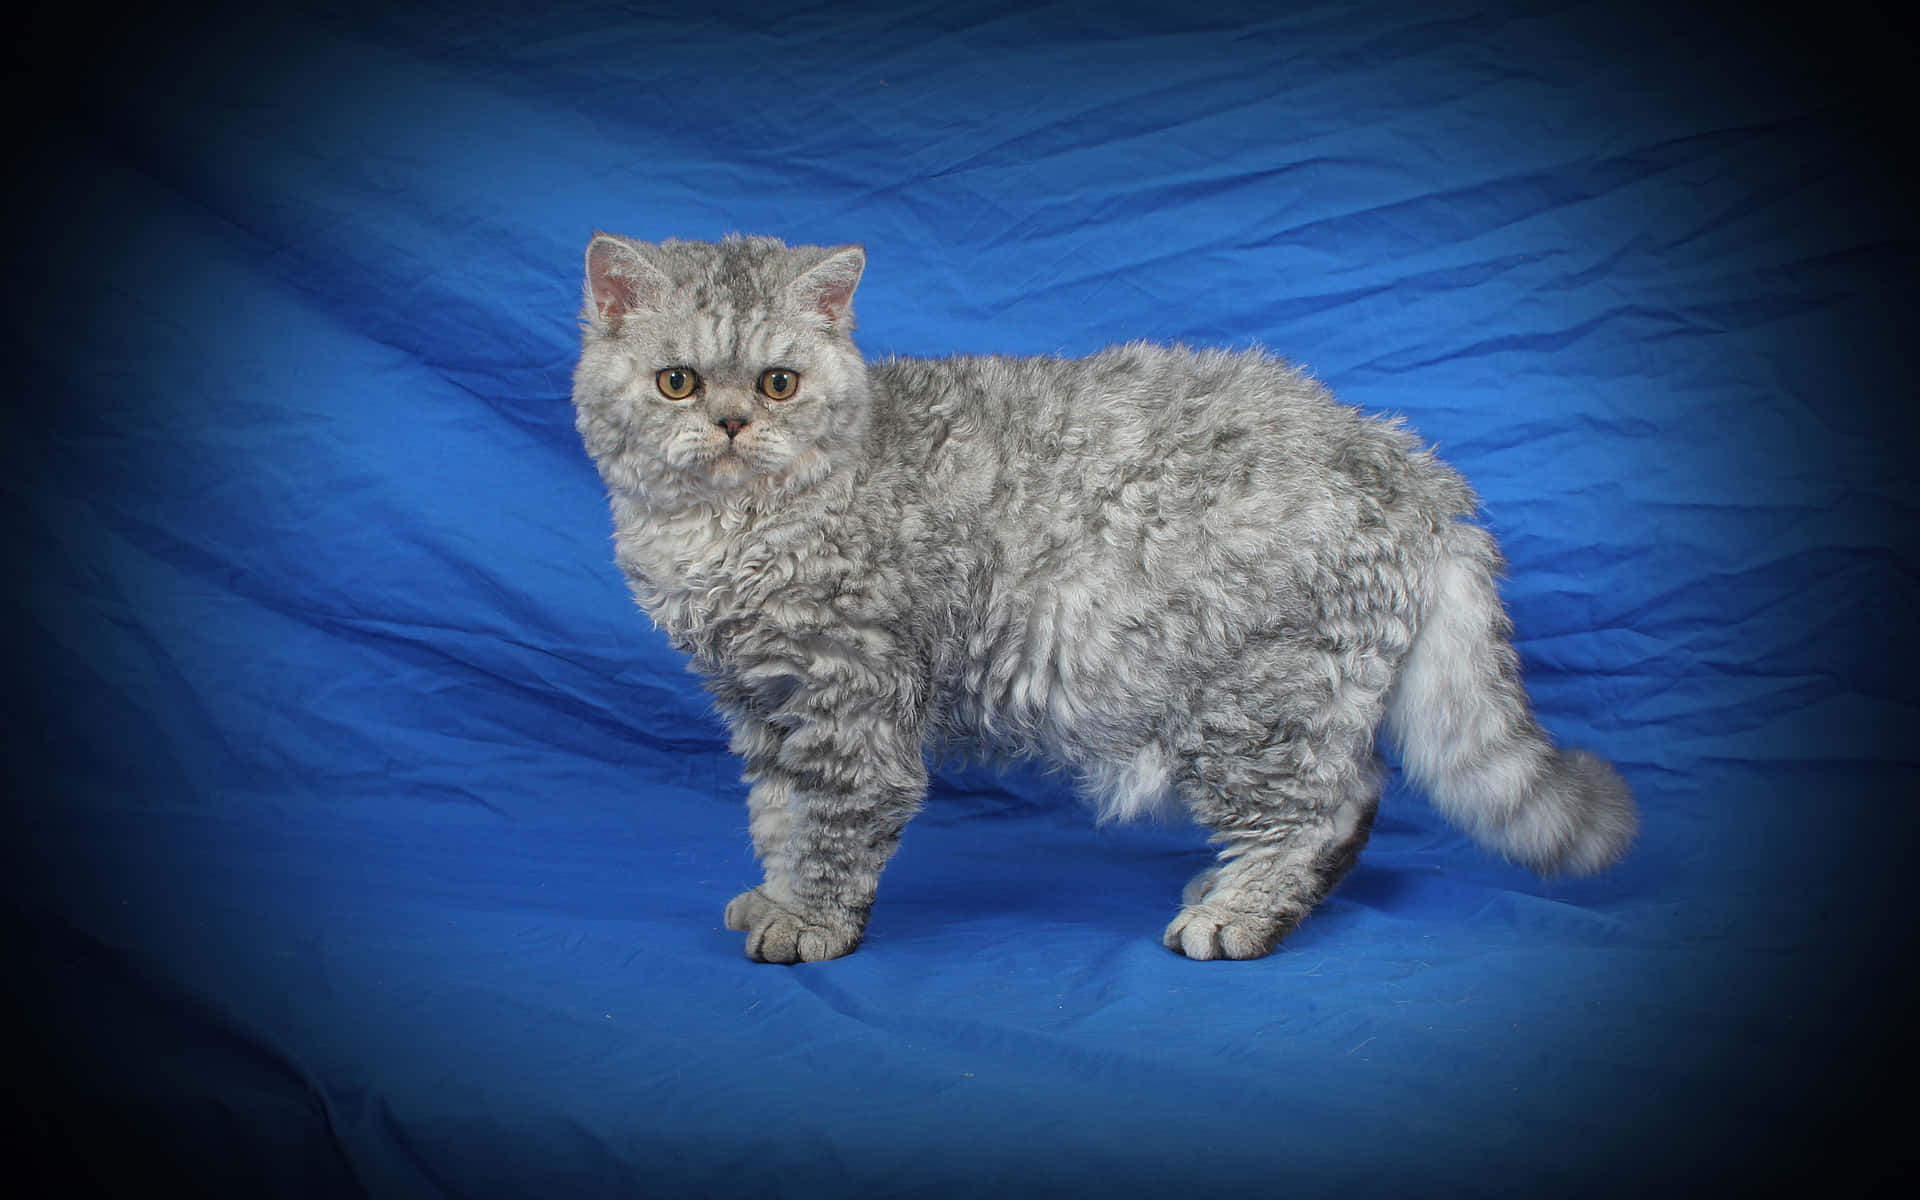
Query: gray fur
[[570, 233, 1637, 963]]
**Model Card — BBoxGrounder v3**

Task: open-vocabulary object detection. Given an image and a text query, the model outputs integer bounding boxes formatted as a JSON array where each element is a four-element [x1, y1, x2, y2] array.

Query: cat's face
[[571, 235, 869, 501]]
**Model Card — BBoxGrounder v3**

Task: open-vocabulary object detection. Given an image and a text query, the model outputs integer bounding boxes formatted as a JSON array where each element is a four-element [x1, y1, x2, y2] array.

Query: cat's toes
[[746, 909, 863, 964], [725, 889, 864, 963], [724, 887, 774, 932], [1163, 904, 1280, 961]]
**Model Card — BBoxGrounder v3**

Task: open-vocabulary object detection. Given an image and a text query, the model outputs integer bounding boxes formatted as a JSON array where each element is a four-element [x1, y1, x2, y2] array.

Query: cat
[[569, 233, 1637, 963]]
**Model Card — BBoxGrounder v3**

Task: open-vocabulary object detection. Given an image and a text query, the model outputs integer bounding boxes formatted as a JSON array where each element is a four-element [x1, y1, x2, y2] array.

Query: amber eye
[[656, 367, 699, 400], [757, 368, 800, 401]]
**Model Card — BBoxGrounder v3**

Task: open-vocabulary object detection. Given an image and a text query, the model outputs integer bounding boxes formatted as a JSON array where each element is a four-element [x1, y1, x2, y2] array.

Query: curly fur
[[570, 233, 1636, 963]]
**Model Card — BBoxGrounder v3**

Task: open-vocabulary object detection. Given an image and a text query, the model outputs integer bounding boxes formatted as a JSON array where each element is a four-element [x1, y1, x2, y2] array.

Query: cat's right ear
[[584, 234, 669, 327]]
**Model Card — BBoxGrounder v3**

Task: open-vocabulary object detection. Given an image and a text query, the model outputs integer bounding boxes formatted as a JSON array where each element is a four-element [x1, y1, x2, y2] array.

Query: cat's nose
[[716, 416, 749, 439]]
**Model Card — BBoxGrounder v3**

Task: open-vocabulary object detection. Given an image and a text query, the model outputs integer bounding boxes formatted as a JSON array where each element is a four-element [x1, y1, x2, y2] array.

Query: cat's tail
[[1383, 523, 1636, 876]]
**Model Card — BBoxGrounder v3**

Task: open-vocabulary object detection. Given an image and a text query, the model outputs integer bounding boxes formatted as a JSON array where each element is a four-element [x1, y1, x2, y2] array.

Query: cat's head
[[571, 233, 869, 503]]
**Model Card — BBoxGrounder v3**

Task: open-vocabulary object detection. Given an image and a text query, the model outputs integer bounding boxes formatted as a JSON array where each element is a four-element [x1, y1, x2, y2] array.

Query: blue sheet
[[8, 1, 1913, 1195]]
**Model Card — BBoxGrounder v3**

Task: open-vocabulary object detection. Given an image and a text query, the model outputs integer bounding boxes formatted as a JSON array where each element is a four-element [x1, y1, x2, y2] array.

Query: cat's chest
[[612, 502, 852, 655]]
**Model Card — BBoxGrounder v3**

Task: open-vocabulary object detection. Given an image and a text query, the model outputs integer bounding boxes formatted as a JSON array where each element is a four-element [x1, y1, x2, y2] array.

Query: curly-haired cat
[[569, 233, 1636, 963]]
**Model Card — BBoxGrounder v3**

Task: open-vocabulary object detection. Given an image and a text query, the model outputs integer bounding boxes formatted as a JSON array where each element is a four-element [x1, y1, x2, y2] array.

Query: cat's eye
[[656, 367, 700, 400], [757, 368, 800, 401]]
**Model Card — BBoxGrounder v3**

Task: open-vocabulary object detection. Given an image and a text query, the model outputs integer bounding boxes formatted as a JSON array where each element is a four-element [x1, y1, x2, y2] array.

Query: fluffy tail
[[1384, 525, 1636, 876]]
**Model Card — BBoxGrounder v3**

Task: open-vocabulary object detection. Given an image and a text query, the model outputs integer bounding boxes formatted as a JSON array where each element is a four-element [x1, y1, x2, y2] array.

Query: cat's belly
[[925, 577, 1193, 818], [936, 576, 1189, 755]]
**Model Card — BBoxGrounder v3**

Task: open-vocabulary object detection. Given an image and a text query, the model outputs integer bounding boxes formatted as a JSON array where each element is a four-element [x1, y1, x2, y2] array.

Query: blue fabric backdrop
[[7, 1, 1913, 1196]]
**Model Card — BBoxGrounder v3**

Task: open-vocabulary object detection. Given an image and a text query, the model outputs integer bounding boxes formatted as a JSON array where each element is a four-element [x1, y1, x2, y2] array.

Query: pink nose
[[718, 417, 748, 438]]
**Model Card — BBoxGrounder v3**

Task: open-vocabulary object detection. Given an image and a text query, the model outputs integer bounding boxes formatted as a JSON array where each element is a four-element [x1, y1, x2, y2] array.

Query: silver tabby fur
[[570, 234, 1636, 963]]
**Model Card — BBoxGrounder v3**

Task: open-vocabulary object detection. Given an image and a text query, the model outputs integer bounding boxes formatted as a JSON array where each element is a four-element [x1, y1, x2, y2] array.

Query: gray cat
[[570, 233, 1636, 963]]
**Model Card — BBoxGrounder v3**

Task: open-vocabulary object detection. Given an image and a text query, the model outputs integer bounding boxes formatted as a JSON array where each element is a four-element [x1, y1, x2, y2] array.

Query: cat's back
[[876, 342, 1328, 452], [869, 342, 1467, 531]]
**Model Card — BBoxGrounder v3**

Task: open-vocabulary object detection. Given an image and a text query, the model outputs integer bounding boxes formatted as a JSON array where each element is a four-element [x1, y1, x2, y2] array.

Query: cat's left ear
[[787, 246, 865, 331]]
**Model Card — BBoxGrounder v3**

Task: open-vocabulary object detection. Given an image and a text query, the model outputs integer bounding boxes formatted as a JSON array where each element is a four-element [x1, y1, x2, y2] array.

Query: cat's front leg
[[717, 674, 928, 963], [720, 769, 854, 960], [723, 716, 803, 903]]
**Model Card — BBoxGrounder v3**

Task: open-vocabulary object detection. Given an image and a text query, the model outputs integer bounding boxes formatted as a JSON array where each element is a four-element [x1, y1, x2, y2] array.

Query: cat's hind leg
[[1163, 641, 1391, 960], [1164, 776, 1379, 959]]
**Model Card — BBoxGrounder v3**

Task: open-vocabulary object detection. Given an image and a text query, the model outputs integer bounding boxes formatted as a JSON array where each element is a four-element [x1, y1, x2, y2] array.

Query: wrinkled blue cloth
[[6, 1, 1912, 1196]]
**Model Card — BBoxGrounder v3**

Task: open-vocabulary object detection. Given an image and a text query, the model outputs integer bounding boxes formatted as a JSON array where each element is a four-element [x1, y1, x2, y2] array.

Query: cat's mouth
[[665, 426, 813, 491], [690, 432, 773, 481]]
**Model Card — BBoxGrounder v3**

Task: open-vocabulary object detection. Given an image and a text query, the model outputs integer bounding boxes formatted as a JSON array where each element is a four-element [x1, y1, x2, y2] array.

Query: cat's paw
[[723, 888, 864, 964], [1163, 904, 1281, 961]]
